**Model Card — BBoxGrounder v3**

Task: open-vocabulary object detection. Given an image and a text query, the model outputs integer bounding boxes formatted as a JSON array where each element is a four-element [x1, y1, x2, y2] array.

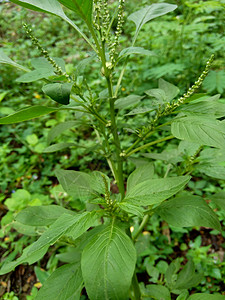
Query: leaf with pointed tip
[[158, 78, 180, 102], [0, 49, 29, 71], [81, 223, 136, 300], [128, 3, 177, 43], [171, 116, 225, 149], [35, 263, 83, 300], [0, 106, 58, 124], [155, 195, 221, 231]]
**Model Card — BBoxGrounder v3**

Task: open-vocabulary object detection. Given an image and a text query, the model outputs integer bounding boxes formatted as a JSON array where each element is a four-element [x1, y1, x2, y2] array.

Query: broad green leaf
[[118, 47, 155, 59], [10, 0, 95, 51], [145, 285, 171, 300], [81, 223, 136, 300], [115, 95, 143, 110], [0, 244, 48, 275], [0, 106, 58, 124], [158, 78, 180, 102], [47, 121, 78, 144], [35, 263, 83, 300], [124, 176, 190, 206], [155, 195, 221, 231], [0, 49, 29, 71], [42, 83, 73, 105], [118, 202, 144, 218], [127, 162, 154, 193], [197, 164, 225, 180], [203, 70, 225, 94], [55, 169, 109, 201], [16, 69, 55, 83], [126, 106, 155, 116], [171, 116, 225, 148], [174, 260, 203, 290], [142, 149, 183, 164], [58, 0, 93, 25], [128, 3, 177, 43], [28, 211, 100, 254], [188, 294, 225, 300], [43, 142, 76, 153], [15, 205, 74, 226], [210, 192, 225, 211], [145, 88, 166, 103]]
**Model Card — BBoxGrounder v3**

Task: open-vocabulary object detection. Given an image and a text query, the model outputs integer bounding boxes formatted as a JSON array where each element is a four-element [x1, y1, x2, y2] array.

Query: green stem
[[126, 135, 174, 157], [133, 215, 150, 241]]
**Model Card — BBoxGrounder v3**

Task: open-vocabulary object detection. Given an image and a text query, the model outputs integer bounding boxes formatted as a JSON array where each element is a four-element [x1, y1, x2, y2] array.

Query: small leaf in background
[[34, 266, 50, 284], [210, 191, 225, 211], [171, 116, 225, 149], [188, 294, 225, 300], [118, 47, 155, 59], [145, 285, 171, 300], [15, 205, 74, 226], [0, 49, 29, 71], [0, 106, 58, 124], [26, 134, 39, 146], [115, 94, 143, 110], [203, 70, 225, 94], [42, 83, 73, 105], [0, 91, 8, 103], [128, 3, 177, 42], [155, 195, 221, 231], [43, 142, 77, 153], [47, 121, 78, 144], [35, 263, 83, 300], [81, 223, 136, 300]]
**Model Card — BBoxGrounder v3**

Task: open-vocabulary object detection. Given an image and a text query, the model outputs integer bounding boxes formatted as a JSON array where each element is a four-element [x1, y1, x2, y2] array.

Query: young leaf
[[0, 49, 29, 71], [115, 95, 143, 110], [42, 83, 73, 105], [118, 47, 155, 59], [0, 244, 48, 275], [35, 263, 83, 300], [15, 205, 74, 226], [155, 195, 221, 231], [128, 3, 177, 43], [158, 78, 180, 102], [124, 176, 190, 206], [47, 121, 78, 144], [81, 223, 136, 300], [28, 211, 100, 254], [171, 116, 225, 149], [145, 285, 171, 300], [188, 294, 225, 300], [0, 106, 58, 124], [127, 162, 154, 193], [58, 0, 93, 26], [43, 142, 77, 153]]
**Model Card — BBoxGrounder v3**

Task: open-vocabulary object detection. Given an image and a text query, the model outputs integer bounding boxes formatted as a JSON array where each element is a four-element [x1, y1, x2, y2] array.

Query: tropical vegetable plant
[[1, 0, 225, 299]]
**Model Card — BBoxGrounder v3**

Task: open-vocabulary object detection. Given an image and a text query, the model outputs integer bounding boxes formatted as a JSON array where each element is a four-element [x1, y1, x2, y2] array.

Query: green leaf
[[35, 263, 83, 300], [43, 142, 77, 153], [28, 211, 100, 254], [128, 3, 177, 43], [58, 0, 93, 25], [165, 258, 181, 289], [0, 244, 48, 275], [145, 88, 167, 103], [81, 223, 136, 300], [145, 285, 171, 300], [210, 192, 225, 211], [127, 162, 154, 193], [126, 106, 155, 116], [42, 83, 73, 105], [171, 116, 225, 148], [158, 78, 180, 102], [174, 260, 203, 290], [124, 176, 190, 206], [115, 94, 143, 110], [0, 106, 58, 124], [155, 195, 221, 231], [0, 49, 29, 71], [15, 205, 74, 226], [188, 294, 225, 300], [16, 70, 55, 83], [176, 290, 189, 300], [118, 47, 155, 59], [118, 202, 144, 218], [55, 169, 109, 201], [203, 70, 225, 94], [47, 121, 78, 144]]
